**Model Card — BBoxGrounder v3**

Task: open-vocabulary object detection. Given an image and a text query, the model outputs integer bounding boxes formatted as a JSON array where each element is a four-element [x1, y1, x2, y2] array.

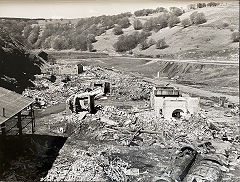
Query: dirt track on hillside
[[117, 57, 239, 66], [106, 57, 239, 104], [144, 77, 239, 104]]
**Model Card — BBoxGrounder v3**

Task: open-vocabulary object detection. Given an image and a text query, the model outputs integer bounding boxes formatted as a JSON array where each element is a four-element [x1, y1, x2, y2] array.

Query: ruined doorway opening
[[172, 109, 184, 119]]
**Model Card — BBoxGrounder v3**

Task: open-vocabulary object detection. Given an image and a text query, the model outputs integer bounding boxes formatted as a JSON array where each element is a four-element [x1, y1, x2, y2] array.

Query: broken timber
[[106, 126, 163, 135]]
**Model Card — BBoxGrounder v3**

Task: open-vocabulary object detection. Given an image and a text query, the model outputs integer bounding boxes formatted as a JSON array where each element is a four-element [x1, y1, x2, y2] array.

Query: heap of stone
[[88, 66, 153, 101], [95, 104, 212, 149], [23, 65, 153, 107], [23, 75, 87, 107]]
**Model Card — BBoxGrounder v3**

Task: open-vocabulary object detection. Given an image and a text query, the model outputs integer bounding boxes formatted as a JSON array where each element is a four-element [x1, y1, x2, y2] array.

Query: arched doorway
[[172, 109, 184, 119]]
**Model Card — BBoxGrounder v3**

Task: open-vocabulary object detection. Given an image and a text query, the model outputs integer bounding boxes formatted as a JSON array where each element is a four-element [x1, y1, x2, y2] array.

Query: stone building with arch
[[150, 86, 200, 119]]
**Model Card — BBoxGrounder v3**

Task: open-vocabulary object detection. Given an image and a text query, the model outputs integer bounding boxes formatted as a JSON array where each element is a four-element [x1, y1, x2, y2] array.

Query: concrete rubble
[[4, 65, 238, 181], [23, 66, 153, 107]]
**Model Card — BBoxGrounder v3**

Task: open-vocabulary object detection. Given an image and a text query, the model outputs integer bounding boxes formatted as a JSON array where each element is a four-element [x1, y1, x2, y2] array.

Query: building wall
[[43, 65, 79, 75], [59, 65, 78, 75], [77, 64, 84, 73], [153, 96, 200, 119], [153, 96, 165, 115], [185, 97, 200, 114], [162, 99, 188, 119]]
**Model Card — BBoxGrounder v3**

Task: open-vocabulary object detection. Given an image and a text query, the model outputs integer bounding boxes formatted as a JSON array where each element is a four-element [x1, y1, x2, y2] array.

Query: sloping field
[[93, 3, 239, 58]]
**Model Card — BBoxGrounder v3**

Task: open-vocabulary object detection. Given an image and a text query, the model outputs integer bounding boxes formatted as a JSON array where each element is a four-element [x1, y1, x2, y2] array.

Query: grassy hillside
[[93, 3, 239, 59], [0, 29, 44, 93], [0, 2, 238, 60]]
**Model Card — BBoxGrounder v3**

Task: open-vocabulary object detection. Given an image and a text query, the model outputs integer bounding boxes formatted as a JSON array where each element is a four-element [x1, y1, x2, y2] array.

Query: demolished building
[[150, 86, 200, 119], [90, 81, 111, 95], [44, 64, 83, 75], [57, 64, 78, 75], [66, 87, 104, 114]]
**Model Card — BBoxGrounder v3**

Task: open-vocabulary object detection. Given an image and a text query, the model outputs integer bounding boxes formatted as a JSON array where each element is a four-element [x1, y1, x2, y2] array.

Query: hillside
[[93, 3, 239, 59], [0, 2, 238, 60], [0, 29, 44, 93]]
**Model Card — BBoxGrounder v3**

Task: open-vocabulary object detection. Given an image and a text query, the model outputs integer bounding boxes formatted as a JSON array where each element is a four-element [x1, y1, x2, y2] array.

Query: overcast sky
[[0, 0, 234, 19]]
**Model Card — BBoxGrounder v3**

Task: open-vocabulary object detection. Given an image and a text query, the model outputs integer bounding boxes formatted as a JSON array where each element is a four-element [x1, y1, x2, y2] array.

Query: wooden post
[[1, 108, 6, 135], [104, 82, 110, 94], [30, 104, 35, 133], [17, 112, 22, 135], [88, 95, 95, 114], [1, 123, 6, 135], [2, 108, 5, 117]]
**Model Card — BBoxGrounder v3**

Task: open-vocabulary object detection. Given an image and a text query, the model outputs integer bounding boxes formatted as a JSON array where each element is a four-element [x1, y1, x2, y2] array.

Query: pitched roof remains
[[0, 87, 34, 125]]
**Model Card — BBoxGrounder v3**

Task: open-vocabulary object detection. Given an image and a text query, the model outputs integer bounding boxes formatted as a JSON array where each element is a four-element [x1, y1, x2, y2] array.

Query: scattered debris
[[2, 64, 238, 182]]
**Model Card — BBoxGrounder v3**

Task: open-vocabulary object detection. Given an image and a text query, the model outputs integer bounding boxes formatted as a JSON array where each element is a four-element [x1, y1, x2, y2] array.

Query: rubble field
[[4, 65, 239, 181]]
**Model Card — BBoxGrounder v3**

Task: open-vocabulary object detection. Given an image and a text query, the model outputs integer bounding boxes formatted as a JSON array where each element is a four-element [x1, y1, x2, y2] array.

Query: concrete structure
[[151, 86, 200, 119], [77, 64, 84, 74], [45, 64, 83, 75], [59, 64, 78, 75], [66, 88, 104, 114], [90, 81, 111, 95]]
